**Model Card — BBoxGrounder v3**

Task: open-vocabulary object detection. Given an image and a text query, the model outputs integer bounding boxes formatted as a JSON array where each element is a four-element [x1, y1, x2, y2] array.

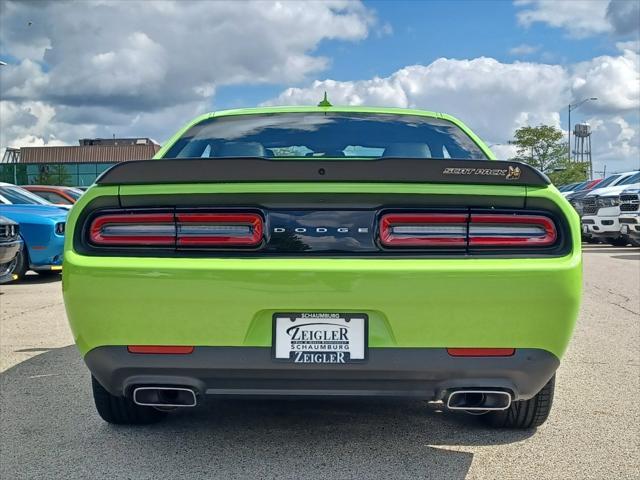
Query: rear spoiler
[[96, 158, 550, 187]]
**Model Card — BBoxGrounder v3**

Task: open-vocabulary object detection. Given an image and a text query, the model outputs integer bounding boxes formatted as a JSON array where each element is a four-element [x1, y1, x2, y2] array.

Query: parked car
[[557, 182, 580, 192], [581, 171, 640, 246], [568, 174, 624, 217], [618, 187, 640, 247], [0, 185, 67, 279], [22, 185, 84, 206], [0, 182, 55, 206], [63, 106, 582, 429], [0, 216, 22, 284], [561, 180, 592, 196]]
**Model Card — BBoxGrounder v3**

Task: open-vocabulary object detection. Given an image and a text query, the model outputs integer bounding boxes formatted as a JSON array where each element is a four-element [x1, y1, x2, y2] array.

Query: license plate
[[621, 224, 629, 234], [582, 225, 590, 234], [273, 313, 368, 364]]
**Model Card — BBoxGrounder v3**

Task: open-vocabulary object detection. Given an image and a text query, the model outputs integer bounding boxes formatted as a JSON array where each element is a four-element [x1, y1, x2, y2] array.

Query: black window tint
[[37, 191, 72, 204], [0, 186, 50, 205], [596, 175, 620, 188], [164, 113, 487, 160], [619, 172, 640, 185]]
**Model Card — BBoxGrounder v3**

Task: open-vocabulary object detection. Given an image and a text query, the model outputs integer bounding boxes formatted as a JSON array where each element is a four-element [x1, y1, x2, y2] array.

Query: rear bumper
[[86, 346, 559, 401], [582, 215, 621, 237], [64, 253, 582, 359], [28, 233, 64, 269], [619, 214, 640, 239]]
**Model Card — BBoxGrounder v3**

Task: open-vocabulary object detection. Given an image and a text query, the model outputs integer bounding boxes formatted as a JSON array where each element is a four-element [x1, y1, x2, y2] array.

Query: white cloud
[[265, 57, 570, 144], [515, 0, 639, 38], [616, 40, 640, 54], [587, 116, 640, 172], [0, 0, 375, 150], [509, 43, 540, 56], [571, 49, 640, 113], [265, 51, 640, 172], [606, 0, 640, 35], [515, 0, 611, 37]]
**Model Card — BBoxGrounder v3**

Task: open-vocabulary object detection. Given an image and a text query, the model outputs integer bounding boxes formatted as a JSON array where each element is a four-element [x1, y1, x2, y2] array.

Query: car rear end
[[63, 107, 582, 428]]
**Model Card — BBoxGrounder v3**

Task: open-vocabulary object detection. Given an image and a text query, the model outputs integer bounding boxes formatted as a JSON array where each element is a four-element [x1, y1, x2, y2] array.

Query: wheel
[[11, 246, 29, 281], [628, 237, 640, 247], [91, 376, 166, 425], [482, 375, 555, 429], [606, 237, 629, 247]]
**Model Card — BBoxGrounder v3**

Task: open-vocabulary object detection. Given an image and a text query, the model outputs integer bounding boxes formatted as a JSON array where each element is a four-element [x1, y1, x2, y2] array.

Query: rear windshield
[[163, 113, 488, 160]]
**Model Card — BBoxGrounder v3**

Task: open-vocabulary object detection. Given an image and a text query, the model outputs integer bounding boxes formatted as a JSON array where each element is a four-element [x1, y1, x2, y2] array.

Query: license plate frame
[[272, 312, 368, 364]]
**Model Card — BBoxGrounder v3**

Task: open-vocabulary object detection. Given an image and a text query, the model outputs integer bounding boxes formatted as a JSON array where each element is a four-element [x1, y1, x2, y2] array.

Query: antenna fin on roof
[[317, 91, 332, 107]]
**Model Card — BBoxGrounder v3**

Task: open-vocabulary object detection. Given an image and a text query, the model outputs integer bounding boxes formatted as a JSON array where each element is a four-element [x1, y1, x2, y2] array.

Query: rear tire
[[482, 375, 555, 429], [628, 237, 640, 247], [606, 237, 629, 247], [91, 376, 166, 425]]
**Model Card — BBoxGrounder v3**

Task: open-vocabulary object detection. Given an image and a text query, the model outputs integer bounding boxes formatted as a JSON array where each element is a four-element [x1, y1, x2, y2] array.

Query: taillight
[[88, 211, 264, 248], [128, 345, 194, 354], [176, 213, 263, 247], [447, 348, 515, 357], [379, 213, 468, 247], [469, 214, 556, 247], [379, 212, 558, 249], [89, 213, 175, 246]]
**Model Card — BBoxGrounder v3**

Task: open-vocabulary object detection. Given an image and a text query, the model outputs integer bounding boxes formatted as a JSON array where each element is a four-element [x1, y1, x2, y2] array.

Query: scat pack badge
[[442, 165, 522, 181], [506, 166, 522, 180]]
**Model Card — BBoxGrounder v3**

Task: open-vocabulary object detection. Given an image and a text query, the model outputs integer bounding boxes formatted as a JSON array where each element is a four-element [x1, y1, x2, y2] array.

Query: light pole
[[567, 97, 597, 161]]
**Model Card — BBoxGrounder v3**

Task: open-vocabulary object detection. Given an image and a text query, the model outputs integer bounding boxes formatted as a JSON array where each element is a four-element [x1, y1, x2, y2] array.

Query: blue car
[[0, 184, 67, 280]]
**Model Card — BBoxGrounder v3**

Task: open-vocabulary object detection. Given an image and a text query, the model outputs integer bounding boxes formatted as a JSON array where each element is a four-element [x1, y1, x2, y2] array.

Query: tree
[[510, 125, 587, 185], [510, 125, 567, 173], [547, 161, 589, 185]]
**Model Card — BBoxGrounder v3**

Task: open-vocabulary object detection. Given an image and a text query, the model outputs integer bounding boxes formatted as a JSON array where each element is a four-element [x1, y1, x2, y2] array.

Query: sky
[[0, 0, 638, 174]]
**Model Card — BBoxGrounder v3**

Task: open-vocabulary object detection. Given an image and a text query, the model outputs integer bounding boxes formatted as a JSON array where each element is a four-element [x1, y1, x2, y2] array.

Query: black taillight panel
[[74, 195, 571, 258]]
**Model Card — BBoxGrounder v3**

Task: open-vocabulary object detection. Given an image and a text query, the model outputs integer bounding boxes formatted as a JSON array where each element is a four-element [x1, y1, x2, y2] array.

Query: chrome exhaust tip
[[132, 387, 197, 407], [446, 390, 512, 411]]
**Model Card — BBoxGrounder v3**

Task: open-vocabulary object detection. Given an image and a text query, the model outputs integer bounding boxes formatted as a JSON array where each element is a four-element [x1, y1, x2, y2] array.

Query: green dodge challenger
[[62, 105, 582, 428]]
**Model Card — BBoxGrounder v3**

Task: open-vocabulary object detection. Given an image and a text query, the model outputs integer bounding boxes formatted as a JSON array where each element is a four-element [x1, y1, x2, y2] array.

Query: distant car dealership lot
[[0, 244, 638, 480]]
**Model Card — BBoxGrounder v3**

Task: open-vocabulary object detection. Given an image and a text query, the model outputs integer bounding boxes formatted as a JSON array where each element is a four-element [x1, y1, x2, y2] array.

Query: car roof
[[208, 105, 446, 118], [23, 185, 69, 191], [154, 105, 493, 160]]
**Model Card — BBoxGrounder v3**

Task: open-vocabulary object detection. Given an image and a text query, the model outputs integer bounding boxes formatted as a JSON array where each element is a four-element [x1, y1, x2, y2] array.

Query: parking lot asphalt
[[0, 244, 638, 480]]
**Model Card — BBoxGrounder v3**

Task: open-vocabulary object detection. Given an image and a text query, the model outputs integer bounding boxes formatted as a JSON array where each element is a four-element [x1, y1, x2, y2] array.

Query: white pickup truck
[[581, 171, 640, 246]]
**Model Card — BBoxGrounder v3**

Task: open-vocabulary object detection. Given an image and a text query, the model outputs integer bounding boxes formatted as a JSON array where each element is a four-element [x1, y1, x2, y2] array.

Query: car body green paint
[[64, 107, 580, 387]]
